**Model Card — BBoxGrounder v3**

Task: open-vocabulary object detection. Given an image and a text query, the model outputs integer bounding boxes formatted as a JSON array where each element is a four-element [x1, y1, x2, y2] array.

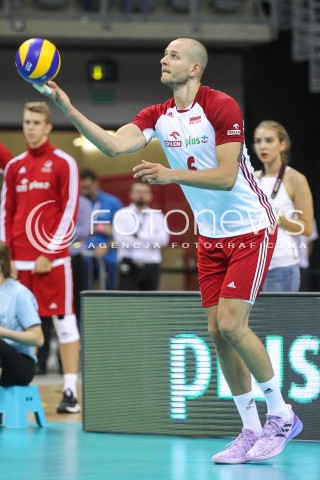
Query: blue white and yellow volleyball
[[15, 38, 61, 84]]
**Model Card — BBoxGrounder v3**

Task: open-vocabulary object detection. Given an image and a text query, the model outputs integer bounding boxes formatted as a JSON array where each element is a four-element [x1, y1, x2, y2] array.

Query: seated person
[[0, 240, 44, 386]]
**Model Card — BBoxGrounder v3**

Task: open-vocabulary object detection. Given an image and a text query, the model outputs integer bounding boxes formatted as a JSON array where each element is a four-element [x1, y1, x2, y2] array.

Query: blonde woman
[[254, 120, 314, 291]]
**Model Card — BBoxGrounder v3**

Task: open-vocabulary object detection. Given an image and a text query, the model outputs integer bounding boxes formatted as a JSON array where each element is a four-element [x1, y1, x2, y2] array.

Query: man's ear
[[46, 122, 53, 135], [190, 63, 201, 78]]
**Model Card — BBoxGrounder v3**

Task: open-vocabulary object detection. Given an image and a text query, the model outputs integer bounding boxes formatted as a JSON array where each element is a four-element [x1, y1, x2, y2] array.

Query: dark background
[[243, 32, 320, 284]]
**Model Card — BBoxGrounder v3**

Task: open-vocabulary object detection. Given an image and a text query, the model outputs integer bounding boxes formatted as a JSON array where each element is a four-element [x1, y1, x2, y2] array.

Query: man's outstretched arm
[[35, 80, 147, 157]]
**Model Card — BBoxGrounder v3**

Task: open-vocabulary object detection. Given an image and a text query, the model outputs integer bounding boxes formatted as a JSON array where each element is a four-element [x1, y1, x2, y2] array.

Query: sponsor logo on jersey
[[16, 178, 29, 192], [185, 136, 200, 147], [41, 160, 53, 173], [18, 166, 27, 174], [186, 135, 209, 147], [16, 179, 51, 192], [227, 123, 241, 135], [185, 135, 209, 147], [166, 110, 174, 117], [29, 180, 50, 191], [170, 132, 180, 140], [165, 131, 182, 147], [189, 113, 201, 124]]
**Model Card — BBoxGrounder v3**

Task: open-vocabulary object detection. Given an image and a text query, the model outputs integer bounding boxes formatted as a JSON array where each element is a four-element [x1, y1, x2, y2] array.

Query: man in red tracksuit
[[0, 143, 13, 195], [0, 143, 13, 172], [0, 102, 81, 413]]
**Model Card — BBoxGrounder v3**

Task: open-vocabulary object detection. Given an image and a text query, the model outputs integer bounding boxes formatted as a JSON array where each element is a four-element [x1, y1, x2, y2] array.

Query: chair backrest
[[210, 0, 248, 13], [35, 0, 70, 9], [168, 0, 190, 13]]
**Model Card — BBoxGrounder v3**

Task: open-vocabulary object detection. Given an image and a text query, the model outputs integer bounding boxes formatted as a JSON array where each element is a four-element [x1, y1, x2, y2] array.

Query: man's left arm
[[133, 142, 242, 190]]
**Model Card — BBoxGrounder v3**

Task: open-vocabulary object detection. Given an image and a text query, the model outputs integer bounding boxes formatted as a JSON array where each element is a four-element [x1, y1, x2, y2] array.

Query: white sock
[[233, 391, 262, 436], [258, 376, 290, 418], [63, 373, 78, 398]]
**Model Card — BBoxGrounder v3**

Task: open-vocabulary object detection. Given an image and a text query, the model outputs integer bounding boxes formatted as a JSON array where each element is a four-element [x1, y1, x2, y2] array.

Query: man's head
[[130, 182, 153, 208], [160, 38, 208, 89], [80, 168, 100, 201], [23, 102, 52, 149]]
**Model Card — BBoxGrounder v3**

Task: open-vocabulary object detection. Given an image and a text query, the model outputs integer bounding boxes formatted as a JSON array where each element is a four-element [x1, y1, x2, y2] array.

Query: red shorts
[[198, 226, 277, 307], [17, 257, 74, 317]]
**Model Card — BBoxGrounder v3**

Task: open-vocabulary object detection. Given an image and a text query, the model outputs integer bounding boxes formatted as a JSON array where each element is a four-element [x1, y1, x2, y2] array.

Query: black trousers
[[36, 316, 53, 373], [0, 339, 35, 386], [117, 259, 160, 291], [71, 253, 85, 323]]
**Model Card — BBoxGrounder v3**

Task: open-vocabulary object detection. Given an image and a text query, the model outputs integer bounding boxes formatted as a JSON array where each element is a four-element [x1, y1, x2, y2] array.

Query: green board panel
[[81, 292, 320, 440]]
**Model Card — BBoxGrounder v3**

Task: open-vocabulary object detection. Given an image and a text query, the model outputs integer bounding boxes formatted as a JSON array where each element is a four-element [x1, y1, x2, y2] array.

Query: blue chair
[[0, 385, 47, 428]]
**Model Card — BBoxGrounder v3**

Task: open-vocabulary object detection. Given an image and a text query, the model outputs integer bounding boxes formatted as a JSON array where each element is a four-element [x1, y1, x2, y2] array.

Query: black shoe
[[57, 389, 81, 414], [35, 364, 47, 375]]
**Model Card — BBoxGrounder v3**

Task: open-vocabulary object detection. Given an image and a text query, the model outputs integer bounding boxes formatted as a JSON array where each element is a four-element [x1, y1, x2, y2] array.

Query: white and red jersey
[[132, 85, 275, 238], [0, 140, 79, 262]]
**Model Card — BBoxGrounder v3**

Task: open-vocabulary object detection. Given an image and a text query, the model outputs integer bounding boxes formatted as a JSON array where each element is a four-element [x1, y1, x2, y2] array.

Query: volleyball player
[[36, 37, 303, 462]]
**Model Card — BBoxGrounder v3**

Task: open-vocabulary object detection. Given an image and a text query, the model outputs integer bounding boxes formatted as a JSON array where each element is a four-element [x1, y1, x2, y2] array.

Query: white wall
[[0, 46, 243, 128]]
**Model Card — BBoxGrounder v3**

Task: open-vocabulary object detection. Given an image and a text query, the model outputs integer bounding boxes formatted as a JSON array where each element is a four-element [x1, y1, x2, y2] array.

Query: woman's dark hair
[[0, 240, 12, 278]]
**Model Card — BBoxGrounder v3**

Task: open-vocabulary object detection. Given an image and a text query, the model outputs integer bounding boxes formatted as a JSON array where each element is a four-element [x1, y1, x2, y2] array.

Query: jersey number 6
[[187, 156, 197, 170]]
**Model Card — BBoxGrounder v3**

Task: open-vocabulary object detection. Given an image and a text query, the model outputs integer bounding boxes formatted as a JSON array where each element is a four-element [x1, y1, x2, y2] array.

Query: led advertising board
[[82, 292, 320, 440]]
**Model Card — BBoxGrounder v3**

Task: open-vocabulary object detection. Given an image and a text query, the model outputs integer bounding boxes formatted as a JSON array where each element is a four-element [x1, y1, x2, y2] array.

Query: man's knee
[[216, 312, 247, 344], [206, 306, 220, 340], [52, 314, 80, 344], [216, 300, 250, 340], [208, 321, 220, 340]]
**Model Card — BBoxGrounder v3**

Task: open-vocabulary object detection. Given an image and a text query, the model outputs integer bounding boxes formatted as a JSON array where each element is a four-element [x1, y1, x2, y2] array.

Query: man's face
[[160, 39, 193, 89], [80, 178, 99, 201], [23, 110, 52, 148], [130, 183, 152, 208]]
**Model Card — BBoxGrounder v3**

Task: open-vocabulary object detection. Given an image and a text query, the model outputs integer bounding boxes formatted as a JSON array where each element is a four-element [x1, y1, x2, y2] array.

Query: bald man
[[35, 37, 302, 464]]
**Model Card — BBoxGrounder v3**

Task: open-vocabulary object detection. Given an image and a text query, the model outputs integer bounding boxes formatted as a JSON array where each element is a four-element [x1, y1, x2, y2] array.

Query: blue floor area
[[0, 422, 319, 480]]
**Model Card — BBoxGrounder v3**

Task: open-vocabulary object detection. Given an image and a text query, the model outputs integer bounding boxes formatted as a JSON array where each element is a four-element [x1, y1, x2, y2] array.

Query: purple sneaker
[[246, 405, 303, 462], [211, 428, 259, 464]]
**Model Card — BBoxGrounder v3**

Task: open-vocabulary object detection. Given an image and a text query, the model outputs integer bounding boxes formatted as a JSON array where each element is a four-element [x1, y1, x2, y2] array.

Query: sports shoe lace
[[259, 416, 289, 443], [225, 431, 251, 452]]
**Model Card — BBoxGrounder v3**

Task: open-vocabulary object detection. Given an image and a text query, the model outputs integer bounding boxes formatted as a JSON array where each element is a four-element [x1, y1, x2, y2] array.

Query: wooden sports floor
[[0, 374, 319, 480]]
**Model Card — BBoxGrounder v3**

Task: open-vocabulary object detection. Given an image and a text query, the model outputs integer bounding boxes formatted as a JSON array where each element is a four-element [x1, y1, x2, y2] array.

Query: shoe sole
[[57, 406, 81, 414], [246, 418, 303, 462], [211, 457, 248, 464]]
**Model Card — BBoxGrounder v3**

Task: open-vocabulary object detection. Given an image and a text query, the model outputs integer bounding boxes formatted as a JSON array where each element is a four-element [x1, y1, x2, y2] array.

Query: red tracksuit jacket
[[0, 140, 79, 261]]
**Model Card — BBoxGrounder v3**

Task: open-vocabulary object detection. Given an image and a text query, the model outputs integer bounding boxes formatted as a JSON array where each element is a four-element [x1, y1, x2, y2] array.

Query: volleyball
[[15, 38, 61, 84]]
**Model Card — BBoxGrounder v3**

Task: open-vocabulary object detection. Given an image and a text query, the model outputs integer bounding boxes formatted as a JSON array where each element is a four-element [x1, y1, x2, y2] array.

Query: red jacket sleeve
[[0, 163, 16, 249], [0, 144, 13, 172]]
